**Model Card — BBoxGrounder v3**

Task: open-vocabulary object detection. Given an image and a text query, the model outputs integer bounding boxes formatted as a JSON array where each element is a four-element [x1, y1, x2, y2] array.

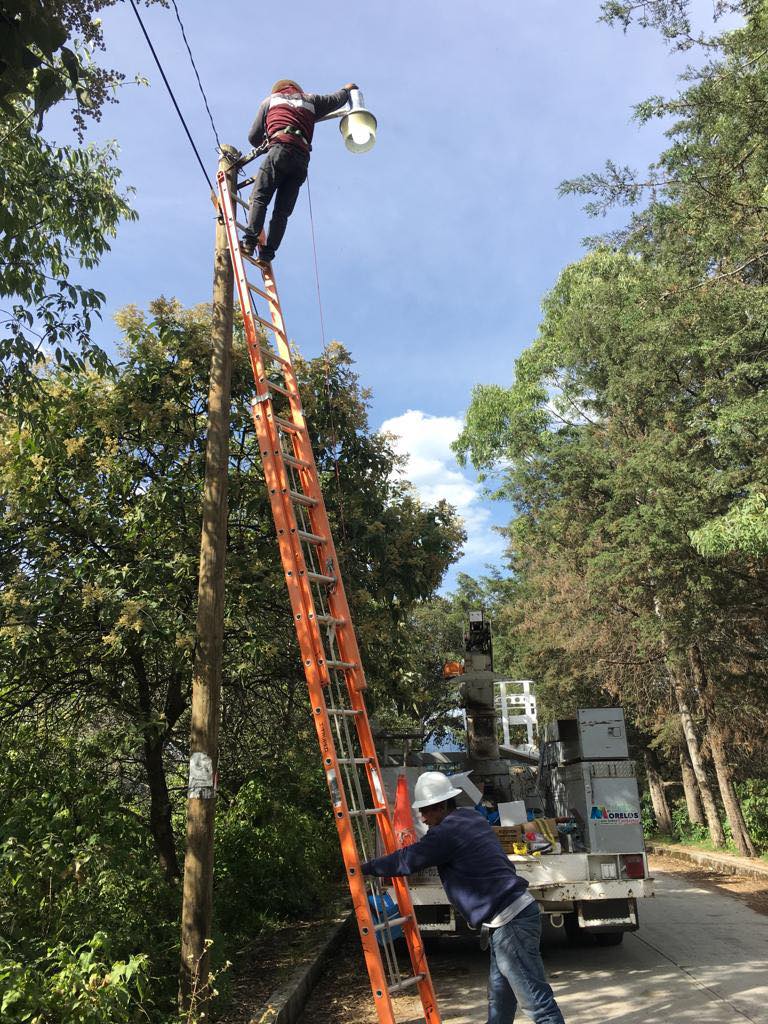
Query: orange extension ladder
[[217, 168, 441, 1024]]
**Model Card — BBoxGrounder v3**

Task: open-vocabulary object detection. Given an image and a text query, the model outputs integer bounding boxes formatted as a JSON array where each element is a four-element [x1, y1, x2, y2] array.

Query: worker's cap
[[272, 79, 302, 93]]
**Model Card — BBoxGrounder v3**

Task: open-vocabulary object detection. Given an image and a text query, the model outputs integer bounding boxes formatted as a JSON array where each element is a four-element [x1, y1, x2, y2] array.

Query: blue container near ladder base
[[368, 893, 404, 943]]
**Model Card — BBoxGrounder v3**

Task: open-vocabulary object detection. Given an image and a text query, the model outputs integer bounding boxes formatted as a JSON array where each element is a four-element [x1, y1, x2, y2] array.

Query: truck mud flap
[[577, 897, 637, 932], [414, 904, 455, 931]]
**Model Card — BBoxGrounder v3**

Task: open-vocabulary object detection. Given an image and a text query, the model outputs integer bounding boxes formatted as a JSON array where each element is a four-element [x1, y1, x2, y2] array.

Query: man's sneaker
[[257, 247, 274, 265], [240, 239, 255, 257]]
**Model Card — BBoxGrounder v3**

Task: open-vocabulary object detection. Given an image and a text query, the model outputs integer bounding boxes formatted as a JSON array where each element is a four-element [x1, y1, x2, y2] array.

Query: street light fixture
[[320, 88, 377, 153], [340, 89, 377, 153]]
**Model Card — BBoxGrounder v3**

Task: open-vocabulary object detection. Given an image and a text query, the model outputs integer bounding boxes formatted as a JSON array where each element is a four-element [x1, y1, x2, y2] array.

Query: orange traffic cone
[[393, 773, 417, 848]]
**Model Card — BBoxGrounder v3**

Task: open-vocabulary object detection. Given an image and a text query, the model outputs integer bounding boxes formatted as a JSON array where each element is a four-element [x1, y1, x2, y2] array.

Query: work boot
[[257, 246, 274, 265], [240, 238, 255, 257]]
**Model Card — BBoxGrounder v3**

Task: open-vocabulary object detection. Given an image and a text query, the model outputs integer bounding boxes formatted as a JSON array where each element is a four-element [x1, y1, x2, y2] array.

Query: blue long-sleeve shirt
[[361, 808, 528, 929]]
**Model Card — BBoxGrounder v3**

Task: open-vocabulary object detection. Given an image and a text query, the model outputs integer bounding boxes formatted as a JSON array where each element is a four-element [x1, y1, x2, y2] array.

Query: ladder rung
[[307, 570, 336, 584], [253, 311, 286, 338], [266, 378, 291, 398], [388, 974, 425, 995], [349, 807, 386, 818], [235, 218, 250, 233], [326, 707, 361, 717], [241, 250, 266, 270], [254, 344, 290, 368], [291, 490, 319, 508], [273, 415, 302, 434], [234, 194, 249, 211], [246, 278, 272, 304], [325, 659, 356, 670], [316, 614, 345, 626], [297, 527, 326, 543], [373, 914, 411, 933], [338, 756, 373, 766], [286, 454, 313, 472]]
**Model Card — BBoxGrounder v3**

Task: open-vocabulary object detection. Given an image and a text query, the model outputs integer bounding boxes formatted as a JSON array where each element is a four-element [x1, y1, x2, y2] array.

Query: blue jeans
[[487, 903, 565, 1024]]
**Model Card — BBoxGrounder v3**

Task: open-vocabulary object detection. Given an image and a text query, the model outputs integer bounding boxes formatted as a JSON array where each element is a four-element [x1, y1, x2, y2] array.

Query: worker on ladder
[[362, 772, 567, 1024], [240, 79, 357, 264]]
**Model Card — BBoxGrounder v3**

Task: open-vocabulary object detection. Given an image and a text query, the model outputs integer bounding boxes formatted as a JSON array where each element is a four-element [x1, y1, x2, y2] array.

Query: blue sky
[[45, 0, 729, 587]]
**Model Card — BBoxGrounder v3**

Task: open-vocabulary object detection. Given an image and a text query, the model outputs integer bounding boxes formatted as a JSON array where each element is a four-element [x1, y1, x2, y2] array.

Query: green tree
[[565, 6, 768, 558], [452, 4, 768, 854], [0, 111, 135, 407], [1, 1, 162, 409], [1, 0, 159, 129], [599, 1, 745, 50], [455, 249, 767, 854], [0, 300, 464, 884]]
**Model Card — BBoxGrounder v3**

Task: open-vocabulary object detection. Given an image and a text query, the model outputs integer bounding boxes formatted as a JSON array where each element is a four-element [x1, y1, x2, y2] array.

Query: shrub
[[670, 798, 710, 844], [214, 780, 338, 940], [0, 934, 150, 1024], [736, 779, 768, 851], [0, 727, 178, 1022], [640, 791, 657, 834]]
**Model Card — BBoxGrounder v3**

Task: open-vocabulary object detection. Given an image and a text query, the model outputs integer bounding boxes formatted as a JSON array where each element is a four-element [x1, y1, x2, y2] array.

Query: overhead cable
[[127, 0, 214, 192], [168, 0, 222, 151]]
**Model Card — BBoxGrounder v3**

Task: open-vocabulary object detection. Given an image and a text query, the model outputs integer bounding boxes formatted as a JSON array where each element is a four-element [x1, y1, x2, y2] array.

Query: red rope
[[305, 175, 349, 554], [306, 175, 327, 349]]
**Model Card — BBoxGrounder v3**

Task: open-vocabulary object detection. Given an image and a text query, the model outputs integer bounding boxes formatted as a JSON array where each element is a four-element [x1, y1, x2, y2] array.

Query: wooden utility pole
[[179, 146, 238, 1011]]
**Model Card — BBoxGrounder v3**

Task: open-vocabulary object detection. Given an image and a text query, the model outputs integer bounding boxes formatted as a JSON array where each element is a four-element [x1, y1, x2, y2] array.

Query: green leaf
[[59, 46, 79, 86], [33, 68, 67, 116]]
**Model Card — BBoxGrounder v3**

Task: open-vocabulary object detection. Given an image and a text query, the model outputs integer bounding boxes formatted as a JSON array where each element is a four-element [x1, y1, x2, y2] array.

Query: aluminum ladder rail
[[217, 168, 441, 1024]]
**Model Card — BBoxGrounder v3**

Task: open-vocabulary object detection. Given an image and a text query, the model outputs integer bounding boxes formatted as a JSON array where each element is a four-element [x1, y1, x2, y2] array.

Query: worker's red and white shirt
[[248, 86, 350, 155]]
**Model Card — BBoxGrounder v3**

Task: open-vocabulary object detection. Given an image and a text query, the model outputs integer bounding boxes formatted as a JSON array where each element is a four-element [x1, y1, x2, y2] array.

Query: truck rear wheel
[[595, 931, 624, 946]]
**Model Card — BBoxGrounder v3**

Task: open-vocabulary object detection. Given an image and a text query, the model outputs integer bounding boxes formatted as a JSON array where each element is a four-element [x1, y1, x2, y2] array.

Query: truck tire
[[595, 931, 624, 946], [564, 913, 587, 944]]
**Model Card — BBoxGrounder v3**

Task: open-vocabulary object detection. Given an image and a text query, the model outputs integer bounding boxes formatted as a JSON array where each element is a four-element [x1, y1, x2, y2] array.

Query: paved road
[[408, 867, 768, 1024]]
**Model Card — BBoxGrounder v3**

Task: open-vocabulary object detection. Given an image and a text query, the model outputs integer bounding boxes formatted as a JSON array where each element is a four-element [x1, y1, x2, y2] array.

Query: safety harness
[[271, 124, 309, 146]]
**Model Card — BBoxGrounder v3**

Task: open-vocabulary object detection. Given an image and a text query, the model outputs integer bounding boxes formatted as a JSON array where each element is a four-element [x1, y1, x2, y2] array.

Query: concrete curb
[[648, 842, 768, 881], [248, 911, 354, 1024]]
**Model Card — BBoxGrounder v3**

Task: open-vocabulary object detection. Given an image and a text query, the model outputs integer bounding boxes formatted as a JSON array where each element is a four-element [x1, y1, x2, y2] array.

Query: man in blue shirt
[[361, 771, 566, 1024]]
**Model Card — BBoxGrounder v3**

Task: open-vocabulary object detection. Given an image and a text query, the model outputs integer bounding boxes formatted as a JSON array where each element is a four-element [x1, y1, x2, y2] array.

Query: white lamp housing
[[339, 88, 377, 153]]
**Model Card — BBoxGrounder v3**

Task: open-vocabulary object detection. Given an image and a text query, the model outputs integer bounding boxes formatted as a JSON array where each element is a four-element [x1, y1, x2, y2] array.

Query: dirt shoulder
[[649, 852, 768, 917], [217, 897, 350, 1024]]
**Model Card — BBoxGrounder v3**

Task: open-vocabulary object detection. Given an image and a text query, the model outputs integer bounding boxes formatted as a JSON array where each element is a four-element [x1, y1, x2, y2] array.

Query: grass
[[647, 831, 768, 862]]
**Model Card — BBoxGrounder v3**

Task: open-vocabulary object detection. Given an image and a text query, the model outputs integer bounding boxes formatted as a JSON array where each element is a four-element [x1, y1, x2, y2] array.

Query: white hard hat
[[412, 771, 463, 810]]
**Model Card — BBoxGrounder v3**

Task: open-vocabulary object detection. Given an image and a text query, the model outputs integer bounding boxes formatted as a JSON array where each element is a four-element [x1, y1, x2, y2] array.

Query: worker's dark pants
[[487, 903, 565, 1024], [244, 143, 309, 260]]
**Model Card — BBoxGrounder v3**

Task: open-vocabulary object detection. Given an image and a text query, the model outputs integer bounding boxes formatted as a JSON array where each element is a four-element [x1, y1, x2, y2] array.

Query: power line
[[127, 0, 214, 193], [168, 0, 222, 151]]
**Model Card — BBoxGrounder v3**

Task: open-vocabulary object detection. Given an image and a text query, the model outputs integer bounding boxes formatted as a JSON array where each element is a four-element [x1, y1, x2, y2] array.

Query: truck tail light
[[621, 854, 645, 879]]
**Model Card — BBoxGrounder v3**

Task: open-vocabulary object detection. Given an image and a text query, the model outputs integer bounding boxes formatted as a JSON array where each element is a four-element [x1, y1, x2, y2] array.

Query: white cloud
[[378, 409, 508, 573]]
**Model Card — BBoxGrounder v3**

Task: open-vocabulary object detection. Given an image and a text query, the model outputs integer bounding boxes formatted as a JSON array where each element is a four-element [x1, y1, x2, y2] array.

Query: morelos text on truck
[[376, 611, 654, 945]]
